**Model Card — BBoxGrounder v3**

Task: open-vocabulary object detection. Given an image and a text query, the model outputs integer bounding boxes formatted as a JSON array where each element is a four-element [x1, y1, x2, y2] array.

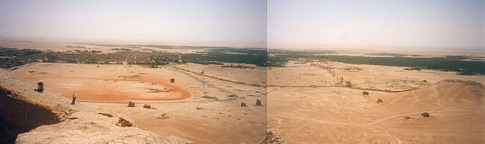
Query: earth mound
[[382, 79, 484, 111]]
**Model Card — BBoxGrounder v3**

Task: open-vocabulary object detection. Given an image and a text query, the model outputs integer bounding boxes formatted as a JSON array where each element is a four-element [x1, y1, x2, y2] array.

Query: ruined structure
[[256, 99, 262, 106], [35, 80, 44, 92], [377, 99, 383, 103], [158, 113, 169, 119], [128, 101, 136, 107], [421, 112, 430, 117], [264, 130, 285, 144], [116, 118, 134, 127], [345, 81, 352, 87]]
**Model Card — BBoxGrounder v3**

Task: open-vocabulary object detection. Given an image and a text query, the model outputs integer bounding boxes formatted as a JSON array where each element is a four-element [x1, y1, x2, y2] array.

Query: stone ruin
[[127, 101, 135, 107], [421, 112, 430, 117], [362, 91, 369, 95], [377, 99, 383, 103], [35, 81, 44, 92], [264, 130, 285, 144], [345, 81, 352, 87], [157, 113, 169, 119], [116, 118, 133, 127], [256, 99, 262, 106], [143, 104, 151, 109], [241, 102, 247, 107]]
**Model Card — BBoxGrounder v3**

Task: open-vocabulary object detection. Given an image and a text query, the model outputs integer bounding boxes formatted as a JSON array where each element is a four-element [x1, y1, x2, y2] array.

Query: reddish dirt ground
[[31, 75, 191, 101]]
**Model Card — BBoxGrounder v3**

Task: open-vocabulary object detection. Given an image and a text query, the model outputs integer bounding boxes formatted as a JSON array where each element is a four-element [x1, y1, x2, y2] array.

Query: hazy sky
[[0, 0, 266, 46], [268, 0, 484, 49], [1, 1, 484, 49]]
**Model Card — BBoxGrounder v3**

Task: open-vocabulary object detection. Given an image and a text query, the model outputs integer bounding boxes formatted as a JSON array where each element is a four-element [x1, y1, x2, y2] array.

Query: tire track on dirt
[[270, 109, 483, 127], [173, 66, 265, 87]]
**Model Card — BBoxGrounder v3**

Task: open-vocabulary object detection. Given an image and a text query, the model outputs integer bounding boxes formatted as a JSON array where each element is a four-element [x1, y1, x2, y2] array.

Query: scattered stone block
[[127, 101, 135, 107], [158, 113, 169, 119], [421, 112, 430, 117], [256, 99, 262, 106], [98, 113, 114, 117], [345, 81, 352, 87], [265, 130, 285, 144], [377, 99, 383, 103], [241, 102, 247, 107], [117, 118, 133, 127]]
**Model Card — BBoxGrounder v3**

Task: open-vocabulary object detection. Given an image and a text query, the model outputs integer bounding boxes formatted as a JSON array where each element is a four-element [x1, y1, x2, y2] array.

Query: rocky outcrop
[[263, 129, 286, 144], [0, 69, 88, 144], [16, 112, 192, 143], [0, 87, 62, 143]]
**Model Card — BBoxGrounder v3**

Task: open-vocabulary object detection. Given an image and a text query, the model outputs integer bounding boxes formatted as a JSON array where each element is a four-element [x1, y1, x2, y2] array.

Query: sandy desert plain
[[267, 60, 484, 143], [1, 40, 484, 143], [1, 40, 267, 143]]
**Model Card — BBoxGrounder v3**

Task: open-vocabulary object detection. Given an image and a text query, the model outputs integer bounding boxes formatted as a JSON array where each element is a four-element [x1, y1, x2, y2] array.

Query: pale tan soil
[[5, 41, 484, 143], [10, 62, 267, 143], [175, 63, 267, 86], [268, 62, 337, 87], [17, 111, 194, 144], [267, 61, 485, 144]]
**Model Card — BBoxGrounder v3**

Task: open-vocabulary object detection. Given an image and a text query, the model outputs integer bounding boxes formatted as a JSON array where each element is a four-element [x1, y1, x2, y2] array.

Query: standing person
[[72, 90, 76, 105]]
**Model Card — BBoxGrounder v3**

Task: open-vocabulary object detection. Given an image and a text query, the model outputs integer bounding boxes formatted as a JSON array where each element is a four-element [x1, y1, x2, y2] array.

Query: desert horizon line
[[2, 35, 483, 52]]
